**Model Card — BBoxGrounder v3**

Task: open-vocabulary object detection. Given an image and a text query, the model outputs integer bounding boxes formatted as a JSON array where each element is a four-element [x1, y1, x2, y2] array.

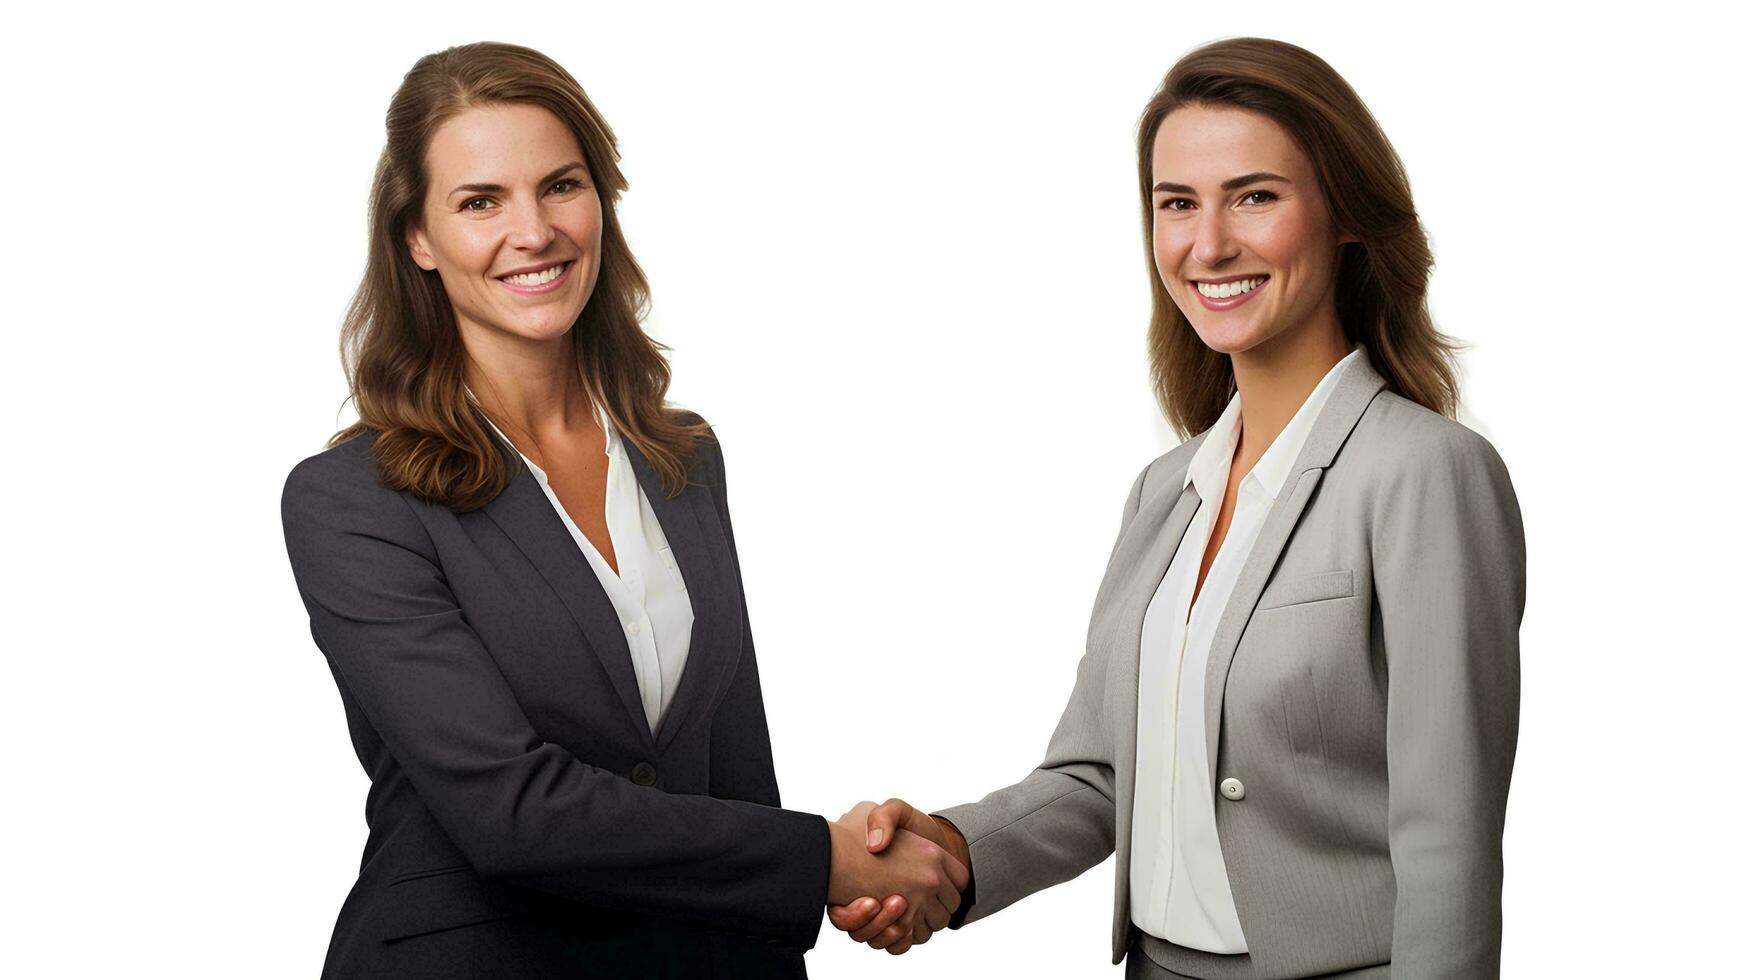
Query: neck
[[1229, 317, 1353, 465], [459, 325, 594, 444]]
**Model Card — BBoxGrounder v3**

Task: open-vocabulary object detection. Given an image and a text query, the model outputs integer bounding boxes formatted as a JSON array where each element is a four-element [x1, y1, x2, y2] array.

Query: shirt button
[[1219, 777, 1246, 801], [631, 762, 657, 786], [626, 621, 642, 636]]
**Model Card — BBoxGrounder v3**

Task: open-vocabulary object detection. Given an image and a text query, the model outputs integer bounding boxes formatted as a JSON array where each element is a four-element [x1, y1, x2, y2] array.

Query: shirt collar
[[1183, 344, 1365, 501]]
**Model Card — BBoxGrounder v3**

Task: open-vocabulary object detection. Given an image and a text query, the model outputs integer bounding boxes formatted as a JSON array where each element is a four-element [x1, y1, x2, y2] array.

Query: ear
[[406, 225, 438, 271]]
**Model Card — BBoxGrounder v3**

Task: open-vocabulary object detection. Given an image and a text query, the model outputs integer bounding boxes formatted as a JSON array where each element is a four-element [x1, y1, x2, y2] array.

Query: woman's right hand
[[826, 799, 972, 954]]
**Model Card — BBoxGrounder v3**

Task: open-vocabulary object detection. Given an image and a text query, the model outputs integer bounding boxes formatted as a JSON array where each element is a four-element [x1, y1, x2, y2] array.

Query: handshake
[[823, 799, 971, 955]]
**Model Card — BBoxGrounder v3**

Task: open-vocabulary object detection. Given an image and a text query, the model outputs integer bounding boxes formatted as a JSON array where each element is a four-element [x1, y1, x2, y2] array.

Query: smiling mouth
[[1193, 275, 1269, 299], [498, 261, 571, 286]]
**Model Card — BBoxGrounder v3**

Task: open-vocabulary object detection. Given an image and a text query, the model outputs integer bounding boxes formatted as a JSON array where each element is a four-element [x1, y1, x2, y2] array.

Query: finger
[[908, 898, 936, 947], [933, 861, 963, 915], [866, 798, 916, 854], [910, 919, 935, 947], [868, 923, 902, 951], [868, 922, 908, 950], [837, 800, 878, 824], [826, 897, 881, 934], [875, 906, 918, 950], [849, 894, 906, 944], [942, 847, 970, 892], [922, 896, 951, 934], [885, 935, 915, 956]]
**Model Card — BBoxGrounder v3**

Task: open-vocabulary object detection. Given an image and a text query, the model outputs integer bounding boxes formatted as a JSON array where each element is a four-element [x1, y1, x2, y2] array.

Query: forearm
[[934, 764, 1117, 925], [1387, 824, 1506, 978], [472, 752, 832, 938]]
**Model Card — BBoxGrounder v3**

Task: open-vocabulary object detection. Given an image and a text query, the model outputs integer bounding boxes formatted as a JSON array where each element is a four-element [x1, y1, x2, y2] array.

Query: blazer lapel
[[1103, 453, 1205, 943], [1113, 460, 1207, 809], [483, 456, 656, 748], [618, 437, 739, 754], [1201, 353, 1389, 780]]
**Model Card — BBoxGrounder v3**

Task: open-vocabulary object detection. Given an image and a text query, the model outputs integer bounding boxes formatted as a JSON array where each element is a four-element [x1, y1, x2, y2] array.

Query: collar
[[1183, 344, 1366, 501]]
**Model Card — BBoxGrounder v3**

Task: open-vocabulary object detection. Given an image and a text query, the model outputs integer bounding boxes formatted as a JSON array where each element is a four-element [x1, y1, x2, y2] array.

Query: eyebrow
[[448, 161, 588, 199], [1152, 171, 1291, 194]]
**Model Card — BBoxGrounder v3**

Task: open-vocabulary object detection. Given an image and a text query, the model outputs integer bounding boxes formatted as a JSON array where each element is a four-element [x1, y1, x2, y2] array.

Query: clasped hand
[[825, 799, 970, 955]]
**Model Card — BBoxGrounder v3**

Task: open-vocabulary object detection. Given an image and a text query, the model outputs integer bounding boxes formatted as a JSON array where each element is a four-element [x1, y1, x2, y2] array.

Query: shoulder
[[665, 406, 726, 484], [1350, 393, 1520, 543], [280, 431, 430, 552], [281, 430, 387, 508], [1355, 390, 1512, 483]]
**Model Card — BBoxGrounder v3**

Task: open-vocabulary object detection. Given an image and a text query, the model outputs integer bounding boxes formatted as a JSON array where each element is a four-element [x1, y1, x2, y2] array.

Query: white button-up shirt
[[468, 391, 694, 733], [1129, 346, 1363, 952]]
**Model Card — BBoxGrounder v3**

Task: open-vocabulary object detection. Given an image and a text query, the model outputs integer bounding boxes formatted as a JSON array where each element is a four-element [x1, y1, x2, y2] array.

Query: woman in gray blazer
[[280, 41, 965, 979], [830, 38, 1526, 980]]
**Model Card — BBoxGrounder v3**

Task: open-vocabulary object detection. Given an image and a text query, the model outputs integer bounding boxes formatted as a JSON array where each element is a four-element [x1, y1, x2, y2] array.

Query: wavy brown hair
[[1137, 37, 1466, 438], [327, 41, 708, 509]]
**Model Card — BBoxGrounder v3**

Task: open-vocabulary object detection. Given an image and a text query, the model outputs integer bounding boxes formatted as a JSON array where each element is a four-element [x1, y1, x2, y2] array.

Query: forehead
[[1150, 104, 1310, 184], [424, 103, 585, 183]]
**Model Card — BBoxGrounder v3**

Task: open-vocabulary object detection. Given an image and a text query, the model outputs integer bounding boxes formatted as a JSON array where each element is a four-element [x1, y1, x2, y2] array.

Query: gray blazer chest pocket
[[1256, 569, 1355, 610]]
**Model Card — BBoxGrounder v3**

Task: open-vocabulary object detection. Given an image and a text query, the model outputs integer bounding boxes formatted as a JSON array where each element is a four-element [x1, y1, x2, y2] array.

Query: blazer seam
[[967, 783, 1103, 846]]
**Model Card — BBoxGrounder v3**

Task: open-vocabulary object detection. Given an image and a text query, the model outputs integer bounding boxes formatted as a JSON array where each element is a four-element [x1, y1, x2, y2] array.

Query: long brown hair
[[1137, 37, 1465, 438], [328, 41, 708, 509]]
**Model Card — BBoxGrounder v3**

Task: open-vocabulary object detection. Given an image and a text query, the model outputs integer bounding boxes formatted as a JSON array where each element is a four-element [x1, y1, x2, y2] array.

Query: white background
[[6, 2, 1746, 977]]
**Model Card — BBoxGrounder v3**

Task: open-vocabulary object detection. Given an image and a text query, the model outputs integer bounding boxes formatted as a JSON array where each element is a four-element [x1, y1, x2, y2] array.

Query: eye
[[1157, 197, 1194, 212], [460, 196, 494, 213], [549, 177, 585, 195], [1239, 190, 1278, 206]]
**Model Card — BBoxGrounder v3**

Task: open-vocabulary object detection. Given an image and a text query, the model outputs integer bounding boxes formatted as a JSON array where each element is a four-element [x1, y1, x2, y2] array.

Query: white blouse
[[469, 390, 694, 734], [1128, 346, 1363, 952]]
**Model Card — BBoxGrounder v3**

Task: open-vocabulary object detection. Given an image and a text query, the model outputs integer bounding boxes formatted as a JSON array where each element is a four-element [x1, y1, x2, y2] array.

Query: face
[[1150, 104, 1354, 357], [407, 103, 603, 348]]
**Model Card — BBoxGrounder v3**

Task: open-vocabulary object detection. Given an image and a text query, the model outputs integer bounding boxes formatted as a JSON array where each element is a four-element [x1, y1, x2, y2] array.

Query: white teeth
[[501, 263, 567, 286], [1196, 276, 1266, 299]]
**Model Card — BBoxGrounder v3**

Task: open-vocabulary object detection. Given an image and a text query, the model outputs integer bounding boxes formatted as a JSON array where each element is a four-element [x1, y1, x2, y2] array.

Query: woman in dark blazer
[[280, 42, 965, 979], [829, 38, 1527, 978]]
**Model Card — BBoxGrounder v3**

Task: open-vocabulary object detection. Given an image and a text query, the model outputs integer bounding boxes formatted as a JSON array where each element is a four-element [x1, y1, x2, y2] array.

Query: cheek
[[568, 196, 605, 249], [1153, 223, 1186, 282], [437, 225, 498, 275], [1257, 211, 1330, 277]]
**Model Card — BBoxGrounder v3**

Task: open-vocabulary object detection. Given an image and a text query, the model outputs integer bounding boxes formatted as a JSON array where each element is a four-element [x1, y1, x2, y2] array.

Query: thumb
[[866, 798, 916, 853]]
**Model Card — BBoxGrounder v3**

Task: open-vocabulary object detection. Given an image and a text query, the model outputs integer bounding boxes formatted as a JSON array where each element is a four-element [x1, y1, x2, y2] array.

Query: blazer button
[[1219, 777, 1246, 801], [631, 762, 658, 787]]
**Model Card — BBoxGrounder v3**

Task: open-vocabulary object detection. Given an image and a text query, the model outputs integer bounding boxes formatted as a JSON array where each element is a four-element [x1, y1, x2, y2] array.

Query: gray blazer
[[938, 350, 1526, 980]]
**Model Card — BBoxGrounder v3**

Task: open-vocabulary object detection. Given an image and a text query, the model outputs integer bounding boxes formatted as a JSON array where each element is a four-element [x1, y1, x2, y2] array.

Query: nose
[[1191, 208, 1238, 269], [504, 196, 557, 252]]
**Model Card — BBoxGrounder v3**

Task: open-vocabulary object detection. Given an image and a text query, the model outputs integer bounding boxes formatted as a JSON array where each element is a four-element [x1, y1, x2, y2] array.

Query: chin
[[1187, 320, 1273, 356], [512, 304, 586, 334]]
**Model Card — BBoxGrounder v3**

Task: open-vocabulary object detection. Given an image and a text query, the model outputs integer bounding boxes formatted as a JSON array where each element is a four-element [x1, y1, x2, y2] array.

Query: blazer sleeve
[[933, 462, 1152, 927], [280, 442, 830, 949], [698, 430, 783, 807], [1371, 426, 1526, 979]]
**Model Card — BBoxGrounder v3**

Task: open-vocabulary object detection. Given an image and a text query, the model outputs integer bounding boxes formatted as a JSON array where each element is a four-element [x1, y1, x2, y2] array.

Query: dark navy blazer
[[280, 416, 829, 978]]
